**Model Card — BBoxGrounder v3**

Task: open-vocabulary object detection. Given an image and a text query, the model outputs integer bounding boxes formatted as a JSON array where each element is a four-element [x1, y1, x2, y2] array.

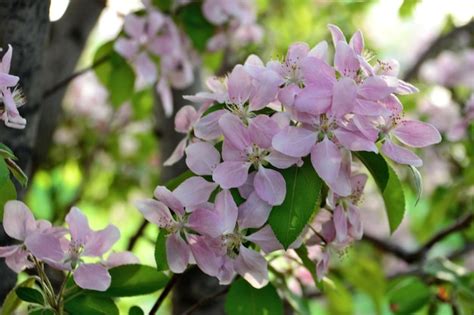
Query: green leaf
[[225, 278, 283, 315], [164, 170, 194, 190], [152, 0, 172, 12], [0, 179, 17, 220], [354, 152, 388, 191], [355, 152, 405, 233], [399, 0, 421, 18], [325, 278, 353, 315], [408, 165, 423, 206], [15, 287, 44, 305], [154, 230, 169, 271], [0, 143, 15, 160], [0, 158, 9, 185], [388, 277, 430, 314], [129, 306, 145, 315], [6, 158, 28, 187], [94, 41, 136, 107], [268, 160, 322, 248], [65, 294, 119, 315], [1, 278, 35, 315], [90, 264, 169, 297], [177, 3, 215, 52], [295, 246, 322, 290], [29, 309, 55, 315]]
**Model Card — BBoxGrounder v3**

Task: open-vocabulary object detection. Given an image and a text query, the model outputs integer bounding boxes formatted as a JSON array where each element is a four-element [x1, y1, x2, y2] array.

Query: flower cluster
[[115, 0, 262, 116], [0, 201, 138, 292], [137, 25, 441, 287], [0, 45, 26, 129]]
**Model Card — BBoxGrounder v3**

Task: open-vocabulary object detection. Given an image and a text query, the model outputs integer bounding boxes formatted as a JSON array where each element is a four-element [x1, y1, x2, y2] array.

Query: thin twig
[[364, 213, 474, 263], [127, 219, 149, 251], [181, 287, 230, 315], [43, 54, 110, 99], [149, 274, 180, 315]]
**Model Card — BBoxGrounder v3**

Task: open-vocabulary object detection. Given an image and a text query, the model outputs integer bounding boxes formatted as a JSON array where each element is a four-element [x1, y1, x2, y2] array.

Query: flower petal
[[234, 246, 269, 289], [105, 252, 140, 268], [248, 115, 279, 148], [311, 137, 341, 185], [331, 77, 357, 117], [333, 205, 348, 243], [272, 126, 316, 158], [3, 200, 35, 241], [392, 120, 441, 148], [163, 138, 187, 166], [185, 142, 220, 175], [238, 192, 272, 229], [84, 225, 120, 257], [154, 186, 184, 215], [334, 41, 359, 78], [166, 233, 191, 273], [74, 263, 111, 291], [213, 161, 251, 189], [215, 190, 238, 234], [381, 140, 422, 167], [254, 166, 286, 206], [65, 207, 91, 244], [175, 105, 198, 133], [173, 177, 218, 208], [135, 199, 174, 228], [218, 113, 251, 151], [188, 235, 221, 277], [245, 225, 283, 253], [194, 109, 226, 140]]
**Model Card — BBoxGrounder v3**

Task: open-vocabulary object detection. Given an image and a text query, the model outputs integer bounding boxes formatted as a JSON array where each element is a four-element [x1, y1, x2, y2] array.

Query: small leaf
[[15, 287, 44, 305], [6, 158, 28, 187], [356, 152, 405, 233], [65, 294, 119, 315], [408, 165, 423, 206], [0, 278, 35, 315], [0, 158, 9, 185], [268, 160, 322, 248], [154, 230, 169, 271], [325, 278, 354, 315], [0, 143, 16, 160], [225, 278, 283, 315], [177, 3, 215, 52], [295, 246, 323, 290], [152, 0, 173, 12], [164, 170, 194, 191], [0, 179, 17, 220], [90, 264, 169, 297], [129, 306, 145, 315], [399, 0, 421, 18], [388, 277, 430, 314]]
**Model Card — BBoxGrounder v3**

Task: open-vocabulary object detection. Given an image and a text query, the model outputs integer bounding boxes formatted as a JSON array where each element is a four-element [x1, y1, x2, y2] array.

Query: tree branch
[[127, 219, 149, 251], [403, 19, 474, 81], [181, 287, 230, 315], [364, 213, 474, 263], [149, 274, 180, 315]]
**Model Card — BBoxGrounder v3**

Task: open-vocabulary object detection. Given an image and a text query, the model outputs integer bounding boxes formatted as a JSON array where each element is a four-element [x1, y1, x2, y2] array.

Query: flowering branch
[[364, 213, 473, 263]]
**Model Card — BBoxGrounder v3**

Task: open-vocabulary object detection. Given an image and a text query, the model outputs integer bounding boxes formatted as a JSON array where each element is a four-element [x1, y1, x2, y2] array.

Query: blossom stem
[[149, 273, 180, 315]]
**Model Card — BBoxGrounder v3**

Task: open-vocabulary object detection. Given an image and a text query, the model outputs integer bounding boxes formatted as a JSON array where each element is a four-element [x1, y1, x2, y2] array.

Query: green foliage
[[408, 165, 423, 206], [387, 277, 431, 314], [0, 179, 16, 220], [128, 306, 145, 315], [0, 278, 35, 315], [177, 3, 215, 52], [131, 88, 154, 120], [268, 160, 322, 248], [295, 246, 322, 289], [92, 264, 169, 297], [15, 287, 44, 305], [65, 294, 119, 315], [164, 170, 194, 190], [225, 278, 283, 315], [0, 143, 15, 159], [325, 278, 353, 315], [94, 41, 136, 107], [155, 230, 169, 271], [398, 0, 421, 18], [355, 152, 406, 233], [152, 0, 173, 12]]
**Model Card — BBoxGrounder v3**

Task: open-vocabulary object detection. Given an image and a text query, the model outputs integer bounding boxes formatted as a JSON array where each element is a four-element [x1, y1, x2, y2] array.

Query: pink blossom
[[0, 45, 26, 129]]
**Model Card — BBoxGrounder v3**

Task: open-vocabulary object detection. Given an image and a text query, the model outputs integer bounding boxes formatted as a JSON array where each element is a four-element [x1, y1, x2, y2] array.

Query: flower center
[[222, 232, 243, 258], [247, 144, 269, 168]]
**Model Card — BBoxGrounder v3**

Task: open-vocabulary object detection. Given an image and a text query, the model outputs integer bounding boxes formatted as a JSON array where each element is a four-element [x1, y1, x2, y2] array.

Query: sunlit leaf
[[155, 230, 169, 271], [0, 278, 35, 315], [388, 277, 430, 314], [65, 294, 119, 315], [15, 287, 44, 305]]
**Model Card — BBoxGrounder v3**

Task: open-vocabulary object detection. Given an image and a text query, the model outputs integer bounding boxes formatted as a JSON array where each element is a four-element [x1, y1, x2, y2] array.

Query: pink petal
[[237, 172, 256, 199], [249, 70, 282, 111], [114, 38, 139, 59], [218, 113, 251, 151], [278, 84, 300, 108], [84, 225, 120, 257], [163, 138, 187, 167], [185, 142, 220, 175], [265, 151, 300, 169], [0, 245, 19, 258], [316, 250, 329, 280], [248, 115, 279, 148], [157, 78, 173, 117], [334, 41, 359, 78], [254, 166, 286, 206], [238, 192, 272, 229], [327, 24, 346, 46], [25, 231, 64, 262], [166, 233, 191, 273], [188, 235, 221, 277], [123, 14, 146, 38], [194, 109, 226, 140], [347, 205, 363, 240], [217, 256, 236, 285], [300, 56, 336, 88], [331, 77, 357, 117], [334, 128, 378, 152], [175, 105, 198, 133], [227, 65, 252, 105], [134, 52, 157, 84], [74, 263, 111, 291], [309, 41, 329, 60], [154, 186, 184, 215], [395, 79, 419, 95], [245, 225, 283, 253], [213, 161, 251, 189], [333, 205, 348, 243], [286, 42, 310, 65], [5, 247, 31, 273], [1, 44, 13, 73], [272, 126, 316, 158], [135, 199, 175, 228], [66, 207, 91, 244], [349, 30, 364, 55], [187, 208, 224, 238], [3, 201, 35, 241], [392, 120, 441, 148], [105, 252, 139, 268], [381, 140, 422, 167], [354, 99, 390, 116], [358, 76, 396, 101], [234, 246, 269, 288], [311, 137, 341, 185], [173, 177, 218, 208], [294, 85, 332, 116], [202, 0, 228, 25], [215, 190, 238, 234]]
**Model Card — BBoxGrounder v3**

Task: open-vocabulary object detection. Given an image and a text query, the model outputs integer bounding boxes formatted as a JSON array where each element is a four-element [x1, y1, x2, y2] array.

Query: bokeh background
[[11, 0, 474, 314]]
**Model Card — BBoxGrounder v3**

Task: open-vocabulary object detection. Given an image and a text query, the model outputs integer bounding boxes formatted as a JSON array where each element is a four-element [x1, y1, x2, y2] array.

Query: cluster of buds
[[136, 24, 441, 287], [115, 0, 262, 117]]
